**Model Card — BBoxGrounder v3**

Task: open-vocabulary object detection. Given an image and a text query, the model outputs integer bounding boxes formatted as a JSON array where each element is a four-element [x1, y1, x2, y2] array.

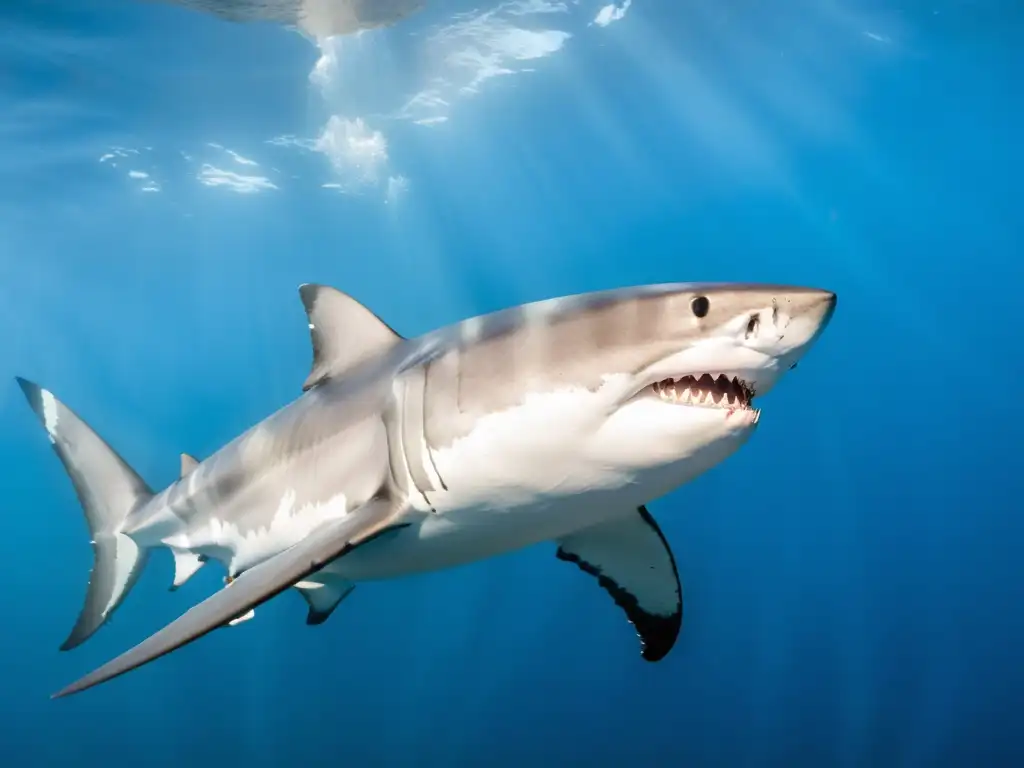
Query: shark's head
[[580, 283, 837, 499], [396, 281, 837, 513]]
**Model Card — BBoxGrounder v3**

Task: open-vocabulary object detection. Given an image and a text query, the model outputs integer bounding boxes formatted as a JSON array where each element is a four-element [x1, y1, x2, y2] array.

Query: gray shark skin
[[16, 281, 836, 699]]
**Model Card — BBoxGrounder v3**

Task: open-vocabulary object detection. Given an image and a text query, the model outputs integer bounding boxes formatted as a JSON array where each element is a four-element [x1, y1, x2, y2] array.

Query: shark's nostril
[[745, 314, 760, 338]]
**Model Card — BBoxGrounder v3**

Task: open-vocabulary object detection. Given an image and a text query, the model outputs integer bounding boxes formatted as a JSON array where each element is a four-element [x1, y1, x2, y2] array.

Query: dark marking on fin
[[555, 506, 682, 662]]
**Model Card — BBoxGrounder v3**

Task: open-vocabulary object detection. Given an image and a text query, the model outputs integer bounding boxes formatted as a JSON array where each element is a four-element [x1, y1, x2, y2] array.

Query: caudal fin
[[16, 377, 154, 650]]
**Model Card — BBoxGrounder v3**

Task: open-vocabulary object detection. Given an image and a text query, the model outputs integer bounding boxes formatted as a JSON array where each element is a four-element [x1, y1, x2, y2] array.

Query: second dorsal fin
[[180, 453, 199, 477], [298, 284, 403, 391]]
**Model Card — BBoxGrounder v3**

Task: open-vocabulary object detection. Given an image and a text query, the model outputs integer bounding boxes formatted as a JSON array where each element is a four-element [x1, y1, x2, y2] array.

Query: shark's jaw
[[641, 373, 760, 422]]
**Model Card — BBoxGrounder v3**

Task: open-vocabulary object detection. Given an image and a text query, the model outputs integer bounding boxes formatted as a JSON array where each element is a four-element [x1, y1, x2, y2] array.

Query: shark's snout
[[799, 288, 837, 334], [773, 288, 837, 368], [728, 286, 836, 401]]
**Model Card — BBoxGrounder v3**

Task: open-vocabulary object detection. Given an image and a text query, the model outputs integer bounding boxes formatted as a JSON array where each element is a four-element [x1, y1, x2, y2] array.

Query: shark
[[16, 280, 836, 699]]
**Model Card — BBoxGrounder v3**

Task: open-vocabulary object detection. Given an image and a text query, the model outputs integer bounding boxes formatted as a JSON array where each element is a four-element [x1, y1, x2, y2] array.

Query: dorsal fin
[[298, 284, 403, 391], [180, 453, 199, 477]]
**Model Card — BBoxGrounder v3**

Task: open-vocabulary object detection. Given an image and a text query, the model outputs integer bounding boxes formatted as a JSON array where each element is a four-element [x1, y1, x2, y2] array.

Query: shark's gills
[[16, 378, 154, 651]]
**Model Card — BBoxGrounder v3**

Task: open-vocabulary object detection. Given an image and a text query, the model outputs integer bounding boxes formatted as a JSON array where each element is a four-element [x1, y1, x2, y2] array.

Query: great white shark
[[17, 281, 836, 699]]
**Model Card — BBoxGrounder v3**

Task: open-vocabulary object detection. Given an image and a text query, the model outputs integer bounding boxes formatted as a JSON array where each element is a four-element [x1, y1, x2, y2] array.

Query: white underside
[[156, 488, 644, 586], [325, 441, 750, 582], [320, 490, 637, 582]]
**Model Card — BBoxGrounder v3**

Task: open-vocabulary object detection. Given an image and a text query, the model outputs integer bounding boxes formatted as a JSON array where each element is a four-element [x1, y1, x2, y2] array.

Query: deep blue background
[[1, 1, 1022, 765]]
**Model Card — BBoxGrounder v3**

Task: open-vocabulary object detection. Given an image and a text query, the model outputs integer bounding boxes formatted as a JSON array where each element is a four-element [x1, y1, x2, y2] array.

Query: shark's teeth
[[651, 374, 755, 411]]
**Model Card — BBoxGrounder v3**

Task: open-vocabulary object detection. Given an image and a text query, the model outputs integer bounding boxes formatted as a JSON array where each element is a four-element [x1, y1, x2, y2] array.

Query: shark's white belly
[[325, 488, 636, 582]]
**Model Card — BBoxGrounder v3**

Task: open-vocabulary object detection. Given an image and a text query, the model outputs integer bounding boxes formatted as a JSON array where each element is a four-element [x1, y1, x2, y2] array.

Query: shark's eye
[[690, 295, 710, 318]]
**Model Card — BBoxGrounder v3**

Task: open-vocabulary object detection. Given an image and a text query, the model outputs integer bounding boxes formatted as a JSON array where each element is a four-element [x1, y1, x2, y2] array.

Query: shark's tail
[[16, 377, 154, 650]]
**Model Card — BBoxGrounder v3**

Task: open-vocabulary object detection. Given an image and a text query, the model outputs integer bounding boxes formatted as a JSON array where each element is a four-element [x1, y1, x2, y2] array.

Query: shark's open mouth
[[649, 374, 756, 411]]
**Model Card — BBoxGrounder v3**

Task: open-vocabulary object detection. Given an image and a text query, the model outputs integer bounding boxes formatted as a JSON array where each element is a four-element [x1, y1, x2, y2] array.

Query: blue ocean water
[[1, 0, 1022, 764]]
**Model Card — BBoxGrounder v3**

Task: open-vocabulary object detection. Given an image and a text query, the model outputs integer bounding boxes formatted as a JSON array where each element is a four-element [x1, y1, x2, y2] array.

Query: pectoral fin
[[556, 506, 682, 662], [52, 497, 405, 699]]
